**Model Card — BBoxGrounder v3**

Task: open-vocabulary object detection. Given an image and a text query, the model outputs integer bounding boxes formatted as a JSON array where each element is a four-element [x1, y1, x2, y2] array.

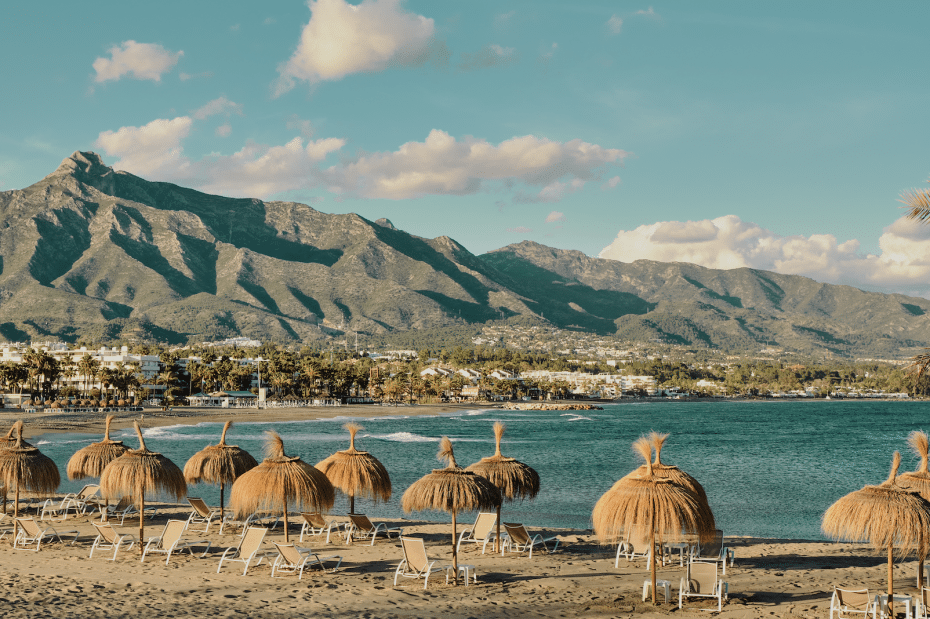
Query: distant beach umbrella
[[466, 421, 540, 552], [183, 421, 258, 520], [593, 437, 714, 605], [100, 422, 187, 552], [67, 415, 130, 522], [0, 421, 61, 543], [823, 451, 930, 617], [315, 423, 391, 515], [402, 437, 501, 584], [229, 431, 335, 543], [895, 431, 930, 587], [622, 431, 715, 530]]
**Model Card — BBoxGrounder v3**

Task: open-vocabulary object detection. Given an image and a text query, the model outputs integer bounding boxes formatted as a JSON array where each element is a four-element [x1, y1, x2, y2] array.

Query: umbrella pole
[[495, 503, 501, 554], [138, 485, 145, 555], [650, 513, 657, 605], [888, 544, 893, 617], [452, 510, 458, 585], [283, 496, 289, 543], [220, 482, 225, 521], [920, 555, 925, 589], [350, 494, 355, 515], [12, 483, 18, 546]]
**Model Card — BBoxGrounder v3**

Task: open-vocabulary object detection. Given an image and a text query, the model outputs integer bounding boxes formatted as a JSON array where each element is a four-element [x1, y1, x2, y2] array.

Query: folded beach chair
[[615, 525, 662, 568], [299, 512, 343, 544], [501, 522, 560, 559], [690, 529, 735, 574], [456, 512, 497, 554], [220, 511, 279, 534], [916, 587, 930, 619], [63, 484, 102, 514], [217, 526, 269, 575], [829, 588, 876, 619], [271, 542, 343, 579], [141, 519, 211, 565], [347, 513, 403, 546], [394, 536, 446, 590], [13, 516, 79, 551], [103, 496, 158, 525], [679, 561, 728, 612], [186, 497, 218, 533], [89, 522, 136, 561], [0, 513, 13, 541]]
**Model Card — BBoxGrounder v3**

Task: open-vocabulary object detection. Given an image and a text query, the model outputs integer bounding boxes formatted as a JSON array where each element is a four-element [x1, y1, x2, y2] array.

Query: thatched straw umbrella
[[0, 424, 18, 514], [183, 421, 258, 520], [66, 415, 130, 520], [99, 422, 187, 552], [593, 437, 715, 605], [897, 430, 930, 586], [402, 437, 501, 584], [229, 431, 335, 543], [466, 421, 540, 552], [315, 423, 391, 515], [823, 451, 930, 617], [0, 421, 61, 543]]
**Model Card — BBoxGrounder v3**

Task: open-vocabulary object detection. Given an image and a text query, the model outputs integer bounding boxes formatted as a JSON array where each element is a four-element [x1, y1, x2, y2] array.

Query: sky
[[3, 1, 930, 297]]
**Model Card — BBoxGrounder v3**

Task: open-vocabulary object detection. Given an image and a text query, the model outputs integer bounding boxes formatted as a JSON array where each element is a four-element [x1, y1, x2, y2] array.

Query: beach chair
[[616, 526, 662, 568], [39, 497, 75, 521], [141, 519, 212, 565], [0, 513, 13, 541], [394, 537, 446, 590], [13, 516, 79, 551], [501, 522, 560, 559], [347, 514, 403, 545], [216, 526, 269, 575], [103, 496, 157, 525], [679, 561, 728, 612], [829, 588, 877, 619], [186, 497, 218, 533], [63, 484, 102, 514], [690, 529, 735, 574], [89, 522, 136, 561], [456, 512, 497, 554], [271, 542, 343, 579], [915, 587, 930, 619], [299, 512, 343, 544], [220, 511, 279, 534]]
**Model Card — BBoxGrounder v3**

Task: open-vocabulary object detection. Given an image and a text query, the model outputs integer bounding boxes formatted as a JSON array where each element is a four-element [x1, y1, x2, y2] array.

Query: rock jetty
[[500, 402, 603, 411]]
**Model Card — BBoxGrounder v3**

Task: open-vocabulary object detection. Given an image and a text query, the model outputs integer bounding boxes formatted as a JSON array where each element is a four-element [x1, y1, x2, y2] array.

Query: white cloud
[[192, 97, 243, 120], [215, 123, 232, 137], [607, 15, 623, 34], [94, 116, 192, 177], [286, 115, 314, 139], [318, 129, 628, 200], [275, 0, 436, 94], [598, 214, 930, 298], [545, 211, 564, 223], [603, 175, 622, 189], [458, 44, 516, 71], [93, 41, 183, 83]]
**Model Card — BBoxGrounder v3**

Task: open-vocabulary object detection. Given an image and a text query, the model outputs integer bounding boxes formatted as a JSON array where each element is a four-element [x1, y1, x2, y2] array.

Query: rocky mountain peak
[[54, 151, 111, 177]]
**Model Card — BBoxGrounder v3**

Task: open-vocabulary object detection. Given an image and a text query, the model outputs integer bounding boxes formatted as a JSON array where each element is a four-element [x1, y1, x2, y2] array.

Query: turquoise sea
[[32, 400, 930, 540]]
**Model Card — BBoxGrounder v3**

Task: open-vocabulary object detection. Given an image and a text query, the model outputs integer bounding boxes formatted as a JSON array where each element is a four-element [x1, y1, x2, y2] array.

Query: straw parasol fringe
[[466, 421, 540, 552], [99, 422, 187, 552], [823, 451, 930, 616], [0, 424, 18, 514], [183, 421, 258, 519], [593, 437, 714, 605], [315, 423, 391, 515], [402, 436, 501, 584], [229, 431, 335, 543], [897, 430, 930, 585], [0, 421, 61, 543]]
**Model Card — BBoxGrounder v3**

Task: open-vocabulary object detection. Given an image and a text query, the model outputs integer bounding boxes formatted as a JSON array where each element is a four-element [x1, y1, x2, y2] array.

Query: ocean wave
[[560, 414, 592, 421], [368, 431, 436, 443]]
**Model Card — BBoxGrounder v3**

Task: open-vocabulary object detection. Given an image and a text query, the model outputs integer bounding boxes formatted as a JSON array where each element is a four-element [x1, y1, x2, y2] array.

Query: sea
[[31, 399, 930, 540]]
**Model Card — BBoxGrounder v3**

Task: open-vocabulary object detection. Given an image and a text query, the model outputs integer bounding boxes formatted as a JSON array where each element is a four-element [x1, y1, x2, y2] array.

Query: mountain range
[[0, 151, 927, 359]]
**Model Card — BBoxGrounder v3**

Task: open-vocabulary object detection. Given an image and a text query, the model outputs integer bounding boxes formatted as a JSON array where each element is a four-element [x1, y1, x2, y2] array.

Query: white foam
[[370, 431, 436, 443]]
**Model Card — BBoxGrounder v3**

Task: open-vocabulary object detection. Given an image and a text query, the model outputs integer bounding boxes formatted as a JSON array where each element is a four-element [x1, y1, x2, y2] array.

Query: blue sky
[[4, 1, 930, 296]]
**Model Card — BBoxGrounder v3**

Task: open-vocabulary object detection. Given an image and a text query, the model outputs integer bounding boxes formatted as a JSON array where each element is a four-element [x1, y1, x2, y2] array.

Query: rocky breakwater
[[500, 402, 604, 411]]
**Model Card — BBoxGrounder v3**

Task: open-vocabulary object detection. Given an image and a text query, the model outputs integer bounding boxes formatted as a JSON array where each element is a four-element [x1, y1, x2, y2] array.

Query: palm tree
[[77, 354, 100, 398]]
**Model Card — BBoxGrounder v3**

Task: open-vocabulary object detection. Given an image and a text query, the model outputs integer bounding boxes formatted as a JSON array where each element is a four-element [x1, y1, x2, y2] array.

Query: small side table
[[445, 564, 477, 586], [643, 579, 671, 603]]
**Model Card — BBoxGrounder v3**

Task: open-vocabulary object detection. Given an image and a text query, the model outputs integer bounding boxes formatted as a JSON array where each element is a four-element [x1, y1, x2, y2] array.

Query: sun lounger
[[501, 522, 560, 559], [217, 526, 269, 575], [394, 536, 446, 590], [456, 512, 497, 554], [63, 484, 102, 514], [679, 561, 728, 612], [220, 512, 279, 535], [13, 516, 79, 551], [186, 497, 218, 533], [271, 542, 343, 579], [103, 496, 158, 525], [829, 587, 877, 619], [615, 526, 666, 569], [347, 513, 403, 545], [690, 529, 735, 574], [141, 519, 211, 565], [89, 522, 136, 561], [915, 587, 930, 619], [299, 512, 344, 544], [0, 514, 13, 541]]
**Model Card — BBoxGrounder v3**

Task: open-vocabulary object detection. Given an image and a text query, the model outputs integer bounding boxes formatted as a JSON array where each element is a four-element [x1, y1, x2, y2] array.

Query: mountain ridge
[[0, 151, 926, 358]]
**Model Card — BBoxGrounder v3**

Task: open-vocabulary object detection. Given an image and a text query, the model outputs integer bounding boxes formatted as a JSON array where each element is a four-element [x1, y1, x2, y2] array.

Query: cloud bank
[[275, 0, 436, 94], [599, 214, 930, 297], [93, 41, 183, 83]]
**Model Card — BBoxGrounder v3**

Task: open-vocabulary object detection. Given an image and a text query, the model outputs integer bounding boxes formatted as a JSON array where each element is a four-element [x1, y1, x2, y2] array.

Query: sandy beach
[[0, 403, 919, 618]]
